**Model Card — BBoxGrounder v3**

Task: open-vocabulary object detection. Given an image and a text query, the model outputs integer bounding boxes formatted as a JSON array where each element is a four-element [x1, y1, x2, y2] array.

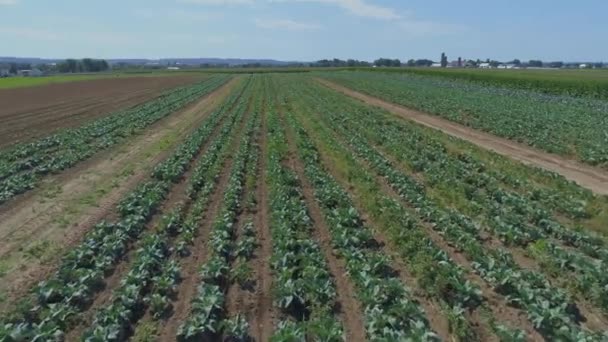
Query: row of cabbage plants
[[264, 92, 344, 341], [177, 91, 261, 341], [79, 79, 254, 341], [300, 79, 608, 314], [0, 75, 231, 204], [284, 109, 441, 340], [279, 77, 526, 340], [0, 76, 246, 341], [319, 71, 608, 167], [300, 81, 604, 340]]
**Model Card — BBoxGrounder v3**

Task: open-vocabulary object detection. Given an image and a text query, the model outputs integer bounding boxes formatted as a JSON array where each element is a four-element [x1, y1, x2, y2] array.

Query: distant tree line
[[373, 58, 401, 67], [311, 59, 371, 67], [57, 58, 110, 73], [406, 59, 433, 67], [311, 58, 405, 68]]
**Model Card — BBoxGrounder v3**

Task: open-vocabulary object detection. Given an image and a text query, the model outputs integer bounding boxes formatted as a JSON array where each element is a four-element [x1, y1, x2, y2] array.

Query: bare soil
[[0, 78, 239, 314], [249, 110, 276, 342], [317, 78, 608, 196], [0, 75, 200, 147]]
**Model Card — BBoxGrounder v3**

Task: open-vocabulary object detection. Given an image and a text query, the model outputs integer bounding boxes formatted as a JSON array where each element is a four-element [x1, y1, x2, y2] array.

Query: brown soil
[[0, 75, 201, 147], [316, 78, 608, 196], [249, 110, 276, 341], [0, 78, 240, 314], [281, 115, 367, 341]]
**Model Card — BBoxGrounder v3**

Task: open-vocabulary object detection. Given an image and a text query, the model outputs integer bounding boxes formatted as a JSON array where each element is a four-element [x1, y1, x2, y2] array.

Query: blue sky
[[1, 0, 606, 62]]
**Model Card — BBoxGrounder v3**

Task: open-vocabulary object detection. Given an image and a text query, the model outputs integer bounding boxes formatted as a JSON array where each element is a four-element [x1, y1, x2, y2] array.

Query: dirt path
[[0, 78, 240, 314], [316, 78, 608, 196], [249, 110, 276, 341]]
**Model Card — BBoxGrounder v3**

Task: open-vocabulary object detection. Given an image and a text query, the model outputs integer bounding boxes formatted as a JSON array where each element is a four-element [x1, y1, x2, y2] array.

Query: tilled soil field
[[0, 75, 200, 147]]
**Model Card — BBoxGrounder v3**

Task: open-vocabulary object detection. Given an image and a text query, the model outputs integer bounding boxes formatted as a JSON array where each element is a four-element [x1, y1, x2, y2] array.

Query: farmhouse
[[430, 63, 442, 67], [478, 62, 492, 69], [0, 68, 10, 77]]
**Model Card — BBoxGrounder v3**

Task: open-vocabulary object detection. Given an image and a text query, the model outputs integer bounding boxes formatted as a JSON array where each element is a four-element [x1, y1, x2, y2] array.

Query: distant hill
[[0, 57, 300, 66]]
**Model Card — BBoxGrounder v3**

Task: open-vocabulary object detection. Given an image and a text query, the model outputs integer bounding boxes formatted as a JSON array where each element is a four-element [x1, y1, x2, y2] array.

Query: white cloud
[[254, 18, 321, 30], [0, 0, 18, 5], [270, 0, 399, 20], [177, 0, 254, 4]]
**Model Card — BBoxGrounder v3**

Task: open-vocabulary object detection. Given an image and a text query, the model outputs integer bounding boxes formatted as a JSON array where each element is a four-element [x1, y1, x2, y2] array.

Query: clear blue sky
[[1, 0, 606, 62]]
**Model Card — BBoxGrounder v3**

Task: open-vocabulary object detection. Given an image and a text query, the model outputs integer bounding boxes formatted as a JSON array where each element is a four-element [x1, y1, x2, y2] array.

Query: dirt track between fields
[[316, 78, 608, 196], [0, 75, 200, 147], [0, 77, 239, 314]]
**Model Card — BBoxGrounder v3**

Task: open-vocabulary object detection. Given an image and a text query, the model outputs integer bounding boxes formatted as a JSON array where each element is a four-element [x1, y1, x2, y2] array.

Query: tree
[[548, 61, 564, 68], [414, 59, 433, 67], [407, 59, 416, 67], [374, 58, 395, 67], [528, 60, 543, 67], [440, 52, 448, 67], [508, 59, 521, 66], [9, 63, 18, 74], [57, 58, 109, 73]]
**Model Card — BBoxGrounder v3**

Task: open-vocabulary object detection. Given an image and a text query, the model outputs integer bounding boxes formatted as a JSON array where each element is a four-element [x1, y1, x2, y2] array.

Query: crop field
[[364, 67, 608, 99], [320, 71, 608, 169], [0, 74, 123, 90], [1, 73, 608, 341]]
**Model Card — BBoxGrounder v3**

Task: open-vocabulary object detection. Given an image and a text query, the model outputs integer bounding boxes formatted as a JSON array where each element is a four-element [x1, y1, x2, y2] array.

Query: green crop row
[[357, 68, 608, 100], [320, 71, 608, 168], [178, 78, 261, 341], [82, 78, 254, 341], [265, 85, 344, 341], [294, 77, 606, 340], [304, 77, 608, 313], [0, 76, 246, 341], [0, 75, 231, 204]]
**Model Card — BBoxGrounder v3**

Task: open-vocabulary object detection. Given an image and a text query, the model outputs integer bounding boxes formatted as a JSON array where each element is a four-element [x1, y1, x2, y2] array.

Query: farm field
[[319, 71, 608, 169], [0, 75, 231, 205], [0, 74, 116, 90], [0, 73, 608, 342], [363, 67, 608, 99], [0, 75, 203, 147]]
